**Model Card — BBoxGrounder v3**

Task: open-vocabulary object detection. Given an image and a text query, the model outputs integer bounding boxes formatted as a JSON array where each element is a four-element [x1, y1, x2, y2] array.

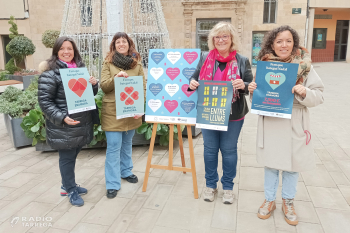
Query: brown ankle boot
[[282, 198, 298, 225], [257, 199, 276, 219]]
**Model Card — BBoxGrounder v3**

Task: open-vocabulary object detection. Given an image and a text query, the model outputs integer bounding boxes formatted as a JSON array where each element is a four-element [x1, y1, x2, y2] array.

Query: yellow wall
[[314, 8, 350, 41]]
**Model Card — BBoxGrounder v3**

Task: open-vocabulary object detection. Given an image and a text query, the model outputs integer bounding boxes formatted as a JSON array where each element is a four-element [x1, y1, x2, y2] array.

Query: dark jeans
[[58, 147, 82, 193], [201, 120, 244, 190]]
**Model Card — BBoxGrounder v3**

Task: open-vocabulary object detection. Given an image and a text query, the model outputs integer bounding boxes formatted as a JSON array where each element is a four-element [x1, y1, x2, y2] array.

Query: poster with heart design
[[145, 49, 201, 124], [251, 61, 299, 119], [115, 76, 144, 119], [196, 81, 233, 131], [60, 68, 96, 114]]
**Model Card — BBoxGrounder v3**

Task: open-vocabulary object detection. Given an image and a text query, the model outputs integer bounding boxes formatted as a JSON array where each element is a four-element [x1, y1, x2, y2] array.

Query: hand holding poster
[[196, 81, 233, 131], [60, 68, 96, 114], [115, 76, 144, 119], [145, 49, 200, 124], [251, 61, 299, 119]]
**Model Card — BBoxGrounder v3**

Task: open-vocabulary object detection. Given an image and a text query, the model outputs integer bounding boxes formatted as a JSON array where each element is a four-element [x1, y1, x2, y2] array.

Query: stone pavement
[[0, 62, 349, 233]]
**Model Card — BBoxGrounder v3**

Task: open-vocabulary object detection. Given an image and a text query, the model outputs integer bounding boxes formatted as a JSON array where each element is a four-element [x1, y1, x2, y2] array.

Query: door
[[334, 20, 349, 61], [1, 35, 12, 66]]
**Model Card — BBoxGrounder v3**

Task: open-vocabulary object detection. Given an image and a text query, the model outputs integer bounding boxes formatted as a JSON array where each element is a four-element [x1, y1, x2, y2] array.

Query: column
[[346, 22, 350, 63], [306, 8, 315, 56]]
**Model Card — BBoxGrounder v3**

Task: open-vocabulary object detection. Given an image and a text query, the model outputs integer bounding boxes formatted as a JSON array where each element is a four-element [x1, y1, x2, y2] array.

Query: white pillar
[[306, 8, 315, 56], [106, 0, 124, 44]]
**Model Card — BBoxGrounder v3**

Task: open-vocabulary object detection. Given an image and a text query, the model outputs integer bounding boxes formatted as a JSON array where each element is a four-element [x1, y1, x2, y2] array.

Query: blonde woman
[[189, 22, 253, 204]]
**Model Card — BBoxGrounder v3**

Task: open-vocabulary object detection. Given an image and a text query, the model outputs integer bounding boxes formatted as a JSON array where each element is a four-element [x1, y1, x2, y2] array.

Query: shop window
[[204, 86, 210, 95], [220, 98, 227, 107], [196, 19, 231, 51], [263, 0, 277, 24], [203, 97, 209, 106], [312, 28, 327, 49], [80, 0, 92, 27], [221, 87, 227, 96], [212, 98, 218, 107]]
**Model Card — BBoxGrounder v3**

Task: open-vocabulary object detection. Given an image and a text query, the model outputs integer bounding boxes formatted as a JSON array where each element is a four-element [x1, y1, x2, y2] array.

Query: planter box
[[8, 75, 23, 82], [182, 125, 201, 137], [132, 133, 159, 146], [22, 75, 36, 90], [3, 114, 33, 148]]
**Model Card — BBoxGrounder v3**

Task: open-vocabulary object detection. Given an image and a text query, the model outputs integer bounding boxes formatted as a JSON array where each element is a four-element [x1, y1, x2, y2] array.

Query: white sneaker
[[222, 190, 234, 204], [203, 187, 218, 202]]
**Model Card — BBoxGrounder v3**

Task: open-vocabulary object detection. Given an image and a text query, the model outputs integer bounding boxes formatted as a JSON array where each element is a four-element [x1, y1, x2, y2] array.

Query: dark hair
[[257, 25, 300, 60], [46, 36, 83, 70], [105, 32, 141, 63]]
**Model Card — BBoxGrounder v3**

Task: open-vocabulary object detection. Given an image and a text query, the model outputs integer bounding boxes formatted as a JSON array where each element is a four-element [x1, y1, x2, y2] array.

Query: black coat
[[189, 52, 253, 120], [38, 60, 99, 150]]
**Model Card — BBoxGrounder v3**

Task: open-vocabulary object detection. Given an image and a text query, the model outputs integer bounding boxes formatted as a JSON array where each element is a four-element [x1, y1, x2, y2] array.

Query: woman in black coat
[[38, 36, 99, 207]]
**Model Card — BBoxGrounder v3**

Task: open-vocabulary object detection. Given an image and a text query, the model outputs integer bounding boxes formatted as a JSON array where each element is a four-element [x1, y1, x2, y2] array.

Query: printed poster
[[251, 61, 299, 119], [145, 49, 200, 124], [60, 68, 96, 114], [196, 81, 233, 131], [115, 76, 144, 119]]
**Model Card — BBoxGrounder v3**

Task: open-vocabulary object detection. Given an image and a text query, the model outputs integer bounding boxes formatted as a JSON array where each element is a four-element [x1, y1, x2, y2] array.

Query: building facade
[[0, 0, 349, 71]]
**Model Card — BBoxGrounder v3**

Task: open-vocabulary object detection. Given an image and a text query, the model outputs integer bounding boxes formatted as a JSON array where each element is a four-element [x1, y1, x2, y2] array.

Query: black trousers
[[58, 147, 82, 193]]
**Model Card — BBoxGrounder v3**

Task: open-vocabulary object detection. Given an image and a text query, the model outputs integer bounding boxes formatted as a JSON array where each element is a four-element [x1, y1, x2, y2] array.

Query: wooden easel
[[142, 122, 198, 199]]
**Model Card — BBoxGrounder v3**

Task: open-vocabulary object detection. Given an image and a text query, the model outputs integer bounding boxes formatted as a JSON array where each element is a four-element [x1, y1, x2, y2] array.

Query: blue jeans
[[201, 120, 244, 190], [105, 130, 135, 190], [264, 167, 299, 201]]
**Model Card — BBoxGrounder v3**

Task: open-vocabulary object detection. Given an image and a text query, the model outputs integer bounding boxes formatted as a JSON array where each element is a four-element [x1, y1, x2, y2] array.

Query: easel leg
[[168, 124, 174, 170], [187, 125, 199, 199], [177, 125, 186, 174], [142, 123, 158, 192]]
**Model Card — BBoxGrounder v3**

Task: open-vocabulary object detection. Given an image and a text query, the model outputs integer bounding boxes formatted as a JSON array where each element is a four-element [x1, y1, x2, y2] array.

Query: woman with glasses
[[189, 22, 253, 204]]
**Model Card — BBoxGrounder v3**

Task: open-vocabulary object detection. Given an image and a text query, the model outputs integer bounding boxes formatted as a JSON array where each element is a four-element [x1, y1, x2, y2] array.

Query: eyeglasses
[[214, 35, 230, 42]]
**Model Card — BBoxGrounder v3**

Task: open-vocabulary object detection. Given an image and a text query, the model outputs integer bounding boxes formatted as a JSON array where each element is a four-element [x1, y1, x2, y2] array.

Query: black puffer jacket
[[189, 52, 253, 120], [38, 60, 99, 150]]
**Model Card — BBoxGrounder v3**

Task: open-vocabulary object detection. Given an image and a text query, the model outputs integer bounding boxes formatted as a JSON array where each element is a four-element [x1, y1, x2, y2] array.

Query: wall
[[0, 0, 25, 18], [312, 8, 350, 62], [310, 0, 350, 8]]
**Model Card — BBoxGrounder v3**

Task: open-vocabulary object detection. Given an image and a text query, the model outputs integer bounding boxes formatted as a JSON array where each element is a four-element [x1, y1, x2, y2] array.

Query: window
[[203, 97, 209, 106], [212, 98, 218, 107], [263, 0, 277, 24], [80, 0, 92, 27], [221, 87, 227, 96], [252, 31, 268, 66], [220, 98, 227, 107], [312, 28, 327, 49], [196, 19, 231, 51], [212, 86, 218, 95], [204, 86, 210, 95]]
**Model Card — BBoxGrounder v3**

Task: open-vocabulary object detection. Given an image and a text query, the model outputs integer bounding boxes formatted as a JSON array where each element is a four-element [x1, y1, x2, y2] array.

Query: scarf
[[112, 51, 137, 70], [59, 59, 77, 68], [260, 46, 311, 85], [199, 49, 241, 102]]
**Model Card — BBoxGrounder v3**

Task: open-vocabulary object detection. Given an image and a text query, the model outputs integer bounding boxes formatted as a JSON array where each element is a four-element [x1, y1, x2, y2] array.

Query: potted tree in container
[[41, 30, 60, 49]]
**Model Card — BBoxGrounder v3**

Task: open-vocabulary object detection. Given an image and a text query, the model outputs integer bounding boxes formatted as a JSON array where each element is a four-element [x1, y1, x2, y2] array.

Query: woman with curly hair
[[100, 32, 145, 199], [248, 25, 324, 225]]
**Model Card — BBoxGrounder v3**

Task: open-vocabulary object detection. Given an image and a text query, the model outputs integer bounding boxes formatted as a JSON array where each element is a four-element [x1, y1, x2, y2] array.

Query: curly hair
[[257, 25, 300, 60], [105, 32, 141, 63], [208, 21, 240, 52]]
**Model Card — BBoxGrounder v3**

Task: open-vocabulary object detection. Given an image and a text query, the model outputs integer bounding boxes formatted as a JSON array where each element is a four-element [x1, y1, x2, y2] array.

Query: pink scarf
[[60, 59, 77, 68], [199, 49, 241, 101]]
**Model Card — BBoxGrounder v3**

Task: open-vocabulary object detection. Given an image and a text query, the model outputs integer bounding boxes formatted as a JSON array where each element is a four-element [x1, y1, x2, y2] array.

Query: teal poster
[[59, 68, 96, 114], [145, 49, 200, 124], [115, 76, 144, 119], [196, 81, 233, 131], [251, 61, 299, 119]]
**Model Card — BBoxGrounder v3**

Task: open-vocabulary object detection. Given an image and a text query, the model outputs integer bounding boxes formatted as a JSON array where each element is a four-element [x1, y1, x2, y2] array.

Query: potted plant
[[0, 86, 37, 147], [12, 70, 40, 90], [41, 30, 60, 48]]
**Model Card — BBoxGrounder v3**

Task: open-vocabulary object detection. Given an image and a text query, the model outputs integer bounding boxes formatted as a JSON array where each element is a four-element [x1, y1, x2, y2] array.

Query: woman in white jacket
[[248, 25, 324, 226]]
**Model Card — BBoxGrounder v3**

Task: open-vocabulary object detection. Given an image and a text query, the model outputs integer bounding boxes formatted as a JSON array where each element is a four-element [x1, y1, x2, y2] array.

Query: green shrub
[[26, 75, 39, 91], [8, 16, 19, 39], [6, 36, 36, 63], [89, 89, 106, 146], [0, 70, 9, 81], [42, 30, 60, 48], [20, 104, 46, 146], [0, 85, 22, 102], [5, 58, 21, 74]]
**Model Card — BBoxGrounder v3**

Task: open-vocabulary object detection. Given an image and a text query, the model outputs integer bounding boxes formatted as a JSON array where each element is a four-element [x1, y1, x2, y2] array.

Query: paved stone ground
[[0, 62, 349, 233]]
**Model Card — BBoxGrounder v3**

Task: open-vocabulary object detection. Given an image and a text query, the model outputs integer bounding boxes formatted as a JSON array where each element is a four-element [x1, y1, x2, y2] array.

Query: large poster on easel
[[145, 49, 201, 124]]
